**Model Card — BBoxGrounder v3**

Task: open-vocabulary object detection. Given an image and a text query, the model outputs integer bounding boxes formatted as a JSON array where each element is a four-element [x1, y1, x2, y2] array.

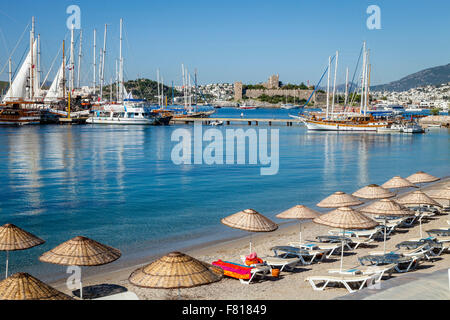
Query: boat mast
[[30, 16, 35, 100], [8, 58, 12, 91], [62, 40, 66, 100], [115, 59, 119, 101], [157, 69, 160, 107], [331, 50, 339, 116], [364, 50, 371, 115], [37, 33, 41, 96], [119, 18, 124, 102], [161, 77, 164, 109], [326, 55, 331, 119], [344, 67, 349, 109], [182, 64, 186, 109], [70, 24, 75, 94], [93, 29, 96, 95], [360, 41, 366, 115], [194, 68, 198, 111], [77, 29, 83, 88], [100, 24, 107, 100]]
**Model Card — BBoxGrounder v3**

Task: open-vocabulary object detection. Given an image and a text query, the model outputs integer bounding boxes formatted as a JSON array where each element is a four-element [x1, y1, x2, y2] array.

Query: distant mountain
[[372, 63, 450, 92], [318, 82, 358, 93]]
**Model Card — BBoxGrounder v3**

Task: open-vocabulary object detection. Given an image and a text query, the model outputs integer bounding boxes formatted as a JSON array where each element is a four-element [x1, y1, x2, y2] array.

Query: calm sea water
[[0, 108, 449, 280]]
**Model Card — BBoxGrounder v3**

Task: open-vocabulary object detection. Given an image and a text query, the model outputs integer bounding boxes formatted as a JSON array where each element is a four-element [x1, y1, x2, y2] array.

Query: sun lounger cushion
[[212, 260, 253, 280]]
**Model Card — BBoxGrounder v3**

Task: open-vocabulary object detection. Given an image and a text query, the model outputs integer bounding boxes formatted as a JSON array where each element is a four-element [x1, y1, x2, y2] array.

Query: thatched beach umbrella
[[39, 236, 121, 299], [406, 171, 440, 188], [276, 205, 320, 243], [429, 186, 450, 208], [129, 252, 223, 292], [352, 184, 395, 200], [0, 224, 45, 278], [397, 191, 442, 238], [382, 176, 417, 191], [221, 209, 278, 253], [0, 272, 73, 300], [317, 192, 364, 208], [360, 199, 414, 253], [313, 207, 378, 272]]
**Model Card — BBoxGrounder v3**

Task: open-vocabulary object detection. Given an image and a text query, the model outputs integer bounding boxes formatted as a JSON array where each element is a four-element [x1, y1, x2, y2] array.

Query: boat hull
[[86, 118, 157, 125], [303, 120, 384, 131]]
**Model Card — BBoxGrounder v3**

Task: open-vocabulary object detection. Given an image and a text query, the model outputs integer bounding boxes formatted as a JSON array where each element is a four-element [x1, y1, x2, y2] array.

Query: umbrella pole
[[299, 221, 302, 244], [340, 229, 344, 273], [384, 218, 387, 255], [419, 206, 423, 239], [5, 251, 8, 279], [80, 267, 83, 300]]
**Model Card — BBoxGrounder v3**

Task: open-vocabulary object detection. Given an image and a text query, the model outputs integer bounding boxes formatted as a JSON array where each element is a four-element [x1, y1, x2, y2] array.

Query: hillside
[[103, 78, 183, 102], [372, 63, 450, 92]]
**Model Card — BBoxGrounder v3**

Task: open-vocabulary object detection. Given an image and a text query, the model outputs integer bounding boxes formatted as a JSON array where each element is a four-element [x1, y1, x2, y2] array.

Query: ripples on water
[[0, 108, 448, 279]]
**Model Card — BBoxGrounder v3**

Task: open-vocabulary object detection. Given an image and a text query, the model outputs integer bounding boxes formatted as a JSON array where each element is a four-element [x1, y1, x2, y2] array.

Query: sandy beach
[[52, 178, 450, 300]]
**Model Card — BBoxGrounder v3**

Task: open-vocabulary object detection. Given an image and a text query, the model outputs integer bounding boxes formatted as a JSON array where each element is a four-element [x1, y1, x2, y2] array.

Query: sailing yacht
[[87, 19, 162, 125], [296, 44, 389, 131], [1, 18, 43, 125]]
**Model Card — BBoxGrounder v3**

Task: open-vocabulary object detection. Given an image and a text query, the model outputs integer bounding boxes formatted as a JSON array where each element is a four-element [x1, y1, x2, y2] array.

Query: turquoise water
[[0, 108, 448, 280]]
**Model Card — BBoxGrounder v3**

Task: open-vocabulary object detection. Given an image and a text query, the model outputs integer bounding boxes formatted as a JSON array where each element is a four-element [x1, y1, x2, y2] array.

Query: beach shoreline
[[50, 177, 450, 300]]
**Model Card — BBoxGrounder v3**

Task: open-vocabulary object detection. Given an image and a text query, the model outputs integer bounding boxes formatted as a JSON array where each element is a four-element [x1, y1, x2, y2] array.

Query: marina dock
[[171, 117, 303, 126]]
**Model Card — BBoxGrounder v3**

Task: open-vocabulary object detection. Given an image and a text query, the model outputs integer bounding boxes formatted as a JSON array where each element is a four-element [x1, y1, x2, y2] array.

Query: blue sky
[[0, 0, 449, 86]]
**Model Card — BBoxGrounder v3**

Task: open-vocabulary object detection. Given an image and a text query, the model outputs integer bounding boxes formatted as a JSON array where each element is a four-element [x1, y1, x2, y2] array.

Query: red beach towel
[[212, 260, 253, 280]]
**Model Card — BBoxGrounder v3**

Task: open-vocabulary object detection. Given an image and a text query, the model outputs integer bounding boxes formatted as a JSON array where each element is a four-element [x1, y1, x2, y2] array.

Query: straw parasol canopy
[[129, 252, 223, 289], [39, 236, 121, 266], [276, 205, 321, 243], [221, 209, 278, 233], [276, 205, 321, 220], [317, 192, 364, 208], [0, 224, 45, 252], [397, 191, 442, 208], [313, 207, 378, 272], [429, 186, 450, 208], [0, 273, 73, 300], [360, 199, 414, 217], [430, 186, 450, 201], [406, 171, 440, 185], [352, 184, 395, 200], [360, 199, 414, 253], [382, 176, 417, 190], [39, 236, 121, 300], [313, 207, 378, 230], [0, 224, 45, 279], [221, 209, 278, 253]]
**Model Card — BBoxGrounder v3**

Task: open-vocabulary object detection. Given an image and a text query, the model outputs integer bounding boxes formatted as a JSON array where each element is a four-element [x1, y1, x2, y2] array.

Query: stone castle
[[234, 74, 325, 104]]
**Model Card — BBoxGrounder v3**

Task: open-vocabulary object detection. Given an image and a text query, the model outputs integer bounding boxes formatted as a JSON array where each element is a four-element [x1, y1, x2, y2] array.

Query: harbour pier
[[171, 117, 303, 127]]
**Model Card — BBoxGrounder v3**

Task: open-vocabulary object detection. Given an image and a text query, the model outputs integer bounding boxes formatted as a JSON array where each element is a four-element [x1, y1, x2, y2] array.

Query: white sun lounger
[[289, 242, 341, 258], [305, 274, 373, 293], [270, 246, 327, 265], [329, 228, 382, 240], [238, 265, 272, 285], [369, 244, 431, 259], [262, 256, 302, 272], [328, 263, 396, 282]]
